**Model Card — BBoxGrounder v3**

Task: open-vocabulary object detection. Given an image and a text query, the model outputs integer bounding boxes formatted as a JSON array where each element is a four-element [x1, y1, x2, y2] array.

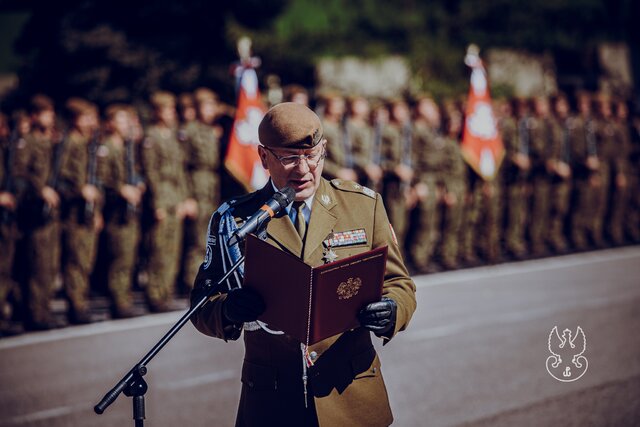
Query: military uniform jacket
[[191, 178, 417, 427], [141, 125, 188, 212], [182, 121, 220, 207], [322, 120, 348, 179]]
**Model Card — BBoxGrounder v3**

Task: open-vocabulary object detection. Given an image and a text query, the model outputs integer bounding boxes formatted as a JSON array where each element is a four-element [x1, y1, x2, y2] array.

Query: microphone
[[227, 186, 295, 246]]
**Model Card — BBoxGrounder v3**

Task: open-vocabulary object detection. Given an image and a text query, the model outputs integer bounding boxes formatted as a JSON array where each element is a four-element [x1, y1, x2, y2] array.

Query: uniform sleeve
[[57, 140, 86, 201], [190, 211, 242, 341], [372, 193, 416, 343]]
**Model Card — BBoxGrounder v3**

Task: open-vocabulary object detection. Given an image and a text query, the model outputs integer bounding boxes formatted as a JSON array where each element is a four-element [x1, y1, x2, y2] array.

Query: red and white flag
[[224, 66, 269, 191], [460, 45, 504, 181]]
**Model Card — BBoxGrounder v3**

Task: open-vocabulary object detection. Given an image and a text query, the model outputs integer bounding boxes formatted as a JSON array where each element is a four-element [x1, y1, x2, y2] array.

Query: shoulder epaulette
[[330, 179, 377, 199]]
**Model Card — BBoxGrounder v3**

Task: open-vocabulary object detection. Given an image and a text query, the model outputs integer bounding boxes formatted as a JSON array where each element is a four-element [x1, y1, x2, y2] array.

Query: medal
[[322, 231, 338, 264]]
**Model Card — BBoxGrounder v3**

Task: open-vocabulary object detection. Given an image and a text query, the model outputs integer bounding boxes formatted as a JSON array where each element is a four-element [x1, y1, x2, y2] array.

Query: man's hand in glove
[[223, 287, 266, 324], [358, 297, 397, 337]]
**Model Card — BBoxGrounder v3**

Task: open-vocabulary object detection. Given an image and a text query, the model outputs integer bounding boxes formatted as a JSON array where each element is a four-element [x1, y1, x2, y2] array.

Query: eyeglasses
[[263, 146, 326, 169]]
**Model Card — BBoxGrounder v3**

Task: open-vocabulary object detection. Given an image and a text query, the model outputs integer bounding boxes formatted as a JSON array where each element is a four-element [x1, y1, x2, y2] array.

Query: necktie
[[292, 201, 307, 240]]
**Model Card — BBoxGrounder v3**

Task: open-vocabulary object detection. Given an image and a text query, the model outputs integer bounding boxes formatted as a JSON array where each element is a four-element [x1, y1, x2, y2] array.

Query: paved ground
[[1, 246, 639, 427]]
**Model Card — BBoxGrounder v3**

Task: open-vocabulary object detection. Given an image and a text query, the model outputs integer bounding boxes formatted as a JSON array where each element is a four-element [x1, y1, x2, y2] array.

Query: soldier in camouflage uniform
[[18, 95, 63, 329], [101, 104, 144, 318], [381, 99, 414, 251], [0, 113, 21, 334], [547, 94, 573, 253], [622, 102, 640, 242], [569, 92, 600, 250], [528, 96, 557, 256], [321, 94, 359, 183], [502, 98, 531, 259], [346, 96, 382, 187], [181, 88, 222, 289], [440, 104, 467, 269], [590, 94, 618, 247], [140, 91, 189, 312], [408, 96, 445, 272], [58, 98, 103, 324], [608, 99, 632, 245]]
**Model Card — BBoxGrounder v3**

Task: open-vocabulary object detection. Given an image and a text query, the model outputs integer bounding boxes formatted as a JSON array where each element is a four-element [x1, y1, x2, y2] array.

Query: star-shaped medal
[[323, 248, 338, 264]]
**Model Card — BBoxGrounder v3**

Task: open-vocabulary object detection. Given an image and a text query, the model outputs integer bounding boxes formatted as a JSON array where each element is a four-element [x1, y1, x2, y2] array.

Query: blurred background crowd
[[0, 0, 639, 336]]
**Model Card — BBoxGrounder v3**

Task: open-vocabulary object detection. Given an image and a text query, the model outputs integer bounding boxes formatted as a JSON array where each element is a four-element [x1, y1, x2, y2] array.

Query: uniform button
[[309, 351, 318, 361], [372, 367, 377, 374]]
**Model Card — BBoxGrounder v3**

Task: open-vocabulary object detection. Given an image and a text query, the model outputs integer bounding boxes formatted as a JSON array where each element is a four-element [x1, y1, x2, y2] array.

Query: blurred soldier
[[381, 99, 414, 250], [321, 94, 359, 182], [283, 84, 309, 106], [409, 95, 445, 272], [501, 98, 529, 258], [627, 108, 640, 242], [177, 93, 197, 126], [569, 91, 600, 250], [140, 91, 189, 312], [440, 103, 467, 269], [0, 113, 22, 335], [19, 95, 63, 329], [59, 98, 103, 324], [528, 96, 557, 256], [181, 87, 221, 289], [346, 96, 382, 187], [368, 100, 388, 192], [590, 94, 617, 247], [101, 104, 144, 318], [547, 94, 573, 253], [608, 99, 632, 245]]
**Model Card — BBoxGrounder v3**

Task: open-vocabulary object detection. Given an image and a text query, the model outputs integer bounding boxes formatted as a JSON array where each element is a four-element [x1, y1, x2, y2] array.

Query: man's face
[[75, 112, 95, 135], [198, 100, 218, 125], [110, 110, 130, 137], [259, 141, 326, 201], [534, 98, 550, 117], [555, 98, 569, 118], [157, 106, 177, 127], [418, 99, 440, 127], [34, 109, 55, 130]]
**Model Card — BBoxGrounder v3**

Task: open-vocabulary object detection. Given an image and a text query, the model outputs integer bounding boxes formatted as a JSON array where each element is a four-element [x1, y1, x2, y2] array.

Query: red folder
[[243, 234, 387, 345]]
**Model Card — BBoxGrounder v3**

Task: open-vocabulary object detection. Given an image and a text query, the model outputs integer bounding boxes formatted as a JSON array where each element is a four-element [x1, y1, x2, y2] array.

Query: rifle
[[84, 129, 100, 223], [0, 127, 19, 225], [42, 131, 68, 221]]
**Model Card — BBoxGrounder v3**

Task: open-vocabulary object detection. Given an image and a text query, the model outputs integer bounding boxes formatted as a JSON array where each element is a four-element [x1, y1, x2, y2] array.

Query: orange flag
[[224, 67, 269, 191], [460, 45, 505, 181]]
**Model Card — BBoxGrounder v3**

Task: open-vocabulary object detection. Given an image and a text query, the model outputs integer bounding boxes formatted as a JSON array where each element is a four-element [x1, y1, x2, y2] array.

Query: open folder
[[243, 234, 387, 345]]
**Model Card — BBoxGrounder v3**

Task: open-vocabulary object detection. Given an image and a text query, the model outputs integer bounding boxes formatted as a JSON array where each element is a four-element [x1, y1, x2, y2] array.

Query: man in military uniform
[[140, 91, 190, 312], [502, 98, 530, 259], [547, 94, 573, 253], [16, 95, 64, 329], [408, 95, 445, 272], [0, 113, 22, 334], [440, 103, 467, 269], [380, 99, 414, 251], [181, 87, 222, 289], [528, 96, 557, 256], [101, 104, 144, 318], [58, 98, 103, 324], [321, 93, 359, 182], [607, 98, 631, 245], [191, 103, 416, 427], [346, 96, 382, 187], [569, 91, 599, 250]]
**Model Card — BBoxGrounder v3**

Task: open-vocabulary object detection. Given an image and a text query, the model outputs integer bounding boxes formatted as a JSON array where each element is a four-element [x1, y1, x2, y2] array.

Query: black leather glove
[[222, 287, 266, 324], [358, 297, 397, 336]]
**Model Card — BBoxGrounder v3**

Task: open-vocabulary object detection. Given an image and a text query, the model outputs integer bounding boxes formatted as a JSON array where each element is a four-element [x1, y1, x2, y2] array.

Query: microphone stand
[[94, 253, 245, 426]]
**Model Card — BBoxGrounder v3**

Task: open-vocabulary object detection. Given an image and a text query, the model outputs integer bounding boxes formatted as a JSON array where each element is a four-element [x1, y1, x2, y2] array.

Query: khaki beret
[[258, 102, 323, 149], [150, 91, 176, 109]]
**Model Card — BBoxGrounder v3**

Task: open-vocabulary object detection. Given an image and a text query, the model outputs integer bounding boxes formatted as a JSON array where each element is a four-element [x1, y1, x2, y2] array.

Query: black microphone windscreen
[[278, 187, 295, 207]]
